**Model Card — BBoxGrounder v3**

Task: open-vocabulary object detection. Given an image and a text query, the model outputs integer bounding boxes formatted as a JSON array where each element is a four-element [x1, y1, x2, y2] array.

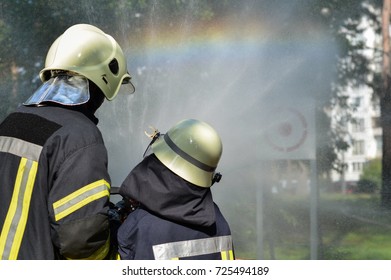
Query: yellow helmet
[[152, 119, 223, 188], [39, 24, 134, 100]]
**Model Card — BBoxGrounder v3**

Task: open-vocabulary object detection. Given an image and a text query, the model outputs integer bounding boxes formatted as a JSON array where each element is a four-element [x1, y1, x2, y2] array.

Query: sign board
[[257, 97, 316, 160]]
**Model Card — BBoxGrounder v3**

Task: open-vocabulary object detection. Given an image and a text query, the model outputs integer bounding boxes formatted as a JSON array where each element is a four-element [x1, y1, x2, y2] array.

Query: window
[[352, 162, 363, 171], [352, 140, 365, 155]]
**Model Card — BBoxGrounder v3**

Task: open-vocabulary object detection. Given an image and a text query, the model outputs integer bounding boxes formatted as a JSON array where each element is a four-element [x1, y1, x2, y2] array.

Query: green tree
[[0, 0, 220, 120], [0, 0, 385, 195], [357, 158, 382, 193], [0, 0, 122, 119]]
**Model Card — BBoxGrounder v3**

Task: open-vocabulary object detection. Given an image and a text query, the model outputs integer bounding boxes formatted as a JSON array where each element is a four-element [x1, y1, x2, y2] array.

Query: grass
[[233, 192, 391, 260], [319, 193, 391, 260]]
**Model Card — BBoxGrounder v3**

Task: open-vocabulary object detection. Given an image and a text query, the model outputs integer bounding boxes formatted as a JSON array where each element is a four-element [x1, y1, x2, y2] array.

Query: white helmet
[[151, 119, 223, 188], [39, 24, 134, 101]]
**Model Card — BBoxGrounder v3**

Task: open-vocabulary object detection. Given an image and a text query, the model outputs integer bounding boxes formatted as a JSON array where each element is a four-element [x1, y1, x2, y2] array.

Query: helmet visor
[[24, 74, 90, 106]]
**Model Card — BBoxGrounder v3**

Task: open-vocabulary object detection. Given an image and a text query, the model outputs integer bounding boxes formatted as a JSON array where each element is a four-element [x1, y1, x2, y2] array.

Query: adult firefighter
[[117, 119, 235, 260], [0, 24, 135, 259]]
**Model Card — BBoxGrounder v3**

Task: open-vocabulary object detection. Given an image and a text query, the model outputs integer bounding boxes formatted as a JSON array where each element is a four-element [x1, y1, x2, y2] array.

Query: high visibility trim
[[152, 235, 233, 260], [229, 249, 234, 260], [0, 136, 42, 161], [0, 158, 38, 260], [66, 236, 110, 260], [53, 179, 110, 221], [221, 250, 234, 260], [85, 236, 110, 260]]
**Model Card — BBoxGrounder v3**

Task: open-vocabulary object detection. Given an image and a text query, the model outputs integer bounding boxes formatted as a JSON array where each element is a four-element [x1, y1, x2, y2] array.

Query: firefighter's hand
[[108, 199, 138, 223]]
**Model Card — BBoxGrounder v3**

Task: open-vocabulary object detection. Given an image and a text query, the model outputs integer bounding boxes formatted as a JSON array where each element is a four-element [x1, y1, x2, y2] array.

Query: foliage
[[256, 193, 391, 260], [0, 0, 224, 121], [308, 1, 383, 177], [1, 0, 381, 175], [357, 158, 382, 193], [2, 0, 391, 260]]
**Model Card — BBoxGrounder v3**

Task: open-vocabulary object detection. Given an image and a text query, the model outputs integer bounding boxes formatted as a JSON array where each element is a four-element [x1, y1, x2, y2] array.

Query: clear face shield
[[24, 73, 90, 106]]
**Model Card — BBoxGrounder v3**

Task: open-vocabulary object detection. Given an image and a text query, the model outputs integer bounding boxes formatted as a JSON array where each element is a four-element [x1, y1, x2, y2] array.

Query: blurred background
[[2, 0, 391, 259]]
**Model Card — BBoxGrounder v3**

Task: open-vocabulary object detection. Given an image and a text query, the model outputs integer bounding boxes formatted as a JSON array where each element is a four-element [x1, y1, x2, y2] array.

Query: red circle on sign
[[264, 108, 308, 152]]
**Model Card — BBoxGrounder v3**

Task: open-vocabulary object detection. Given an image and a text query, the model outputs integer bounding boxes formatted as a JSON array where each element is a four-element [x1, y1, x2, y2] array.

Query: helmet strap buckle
[[212, 172, 222, 185]]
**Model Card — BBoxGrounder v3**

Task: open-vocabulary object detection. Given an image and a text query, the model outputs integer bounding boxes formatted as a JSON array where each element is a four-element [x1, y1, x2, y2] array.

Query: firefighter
[[117, 119, 235, 260], [0, 24, 135, 259]]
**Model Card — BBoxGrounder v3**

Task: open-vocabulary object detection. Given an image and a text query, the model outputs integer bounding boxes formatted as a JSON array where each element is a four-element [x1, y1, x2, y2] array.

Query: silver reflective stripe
[[0, 136, 42, 161], [152, 235, 233, 260], [53, 180, 110, 221], [0, 158, 38, 259]]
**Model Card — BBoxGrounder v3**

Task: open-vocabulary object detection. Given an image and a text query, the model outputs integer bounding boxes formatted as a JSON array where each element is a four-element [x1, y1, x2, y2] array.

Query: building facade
[[331, 86, 382, 190]]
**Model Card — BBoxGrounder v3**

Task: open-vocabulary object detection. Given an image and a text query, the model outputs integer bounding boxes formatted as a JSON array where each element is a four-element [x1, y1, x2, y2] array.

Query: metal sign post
[[310, 159, 318, 259], [257, 99, 318, 259]]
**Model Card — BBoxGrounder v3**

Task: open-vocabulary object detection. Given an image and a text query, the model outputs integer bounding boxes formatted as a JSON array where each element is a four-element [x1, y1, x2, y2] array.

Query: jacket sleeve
[[48, 142, 112, 259], [117, 209, 140, 260]]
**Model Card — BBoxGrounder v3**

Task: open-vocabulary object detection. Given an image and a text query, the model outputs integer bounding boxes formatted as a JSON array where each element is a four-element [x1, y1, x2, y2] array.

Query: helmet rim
[[151, 119, 222, 188], [39, 24, 134, 101]]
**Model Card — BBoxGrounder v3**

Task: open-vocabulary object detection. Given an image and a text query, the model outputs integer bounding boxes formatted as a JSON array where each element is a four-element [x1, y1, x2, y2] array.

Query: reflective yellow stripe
[[85, 236, 110, 260], [0, 158, 38, 259], [229, 249, 234, 260], [221, 251, 228, 260], [66, 236, 110, 260], [221, 250, 234, 260], [53, 179, 110, 221]]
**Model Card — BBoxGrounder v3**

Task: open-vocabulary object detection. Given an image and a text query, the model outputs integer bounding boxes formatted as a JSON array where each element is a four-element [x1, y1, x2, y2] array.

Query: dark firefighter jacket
[[117, 154, 235, 260], [0, 105, 111, 259]]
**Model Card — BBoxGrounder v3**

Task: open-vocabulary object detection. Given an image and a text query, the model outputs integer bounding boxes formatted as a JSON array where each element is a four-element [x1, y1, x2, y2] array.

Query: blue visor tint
[[24, 75, 90, 106]]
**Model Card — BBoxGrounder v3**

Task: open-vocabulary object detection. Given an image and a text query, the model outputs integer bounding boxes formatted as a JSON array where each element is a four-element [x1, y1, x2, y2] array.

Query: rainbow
[[123, 18, 272, 62], [122, 16, 333, 65]]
